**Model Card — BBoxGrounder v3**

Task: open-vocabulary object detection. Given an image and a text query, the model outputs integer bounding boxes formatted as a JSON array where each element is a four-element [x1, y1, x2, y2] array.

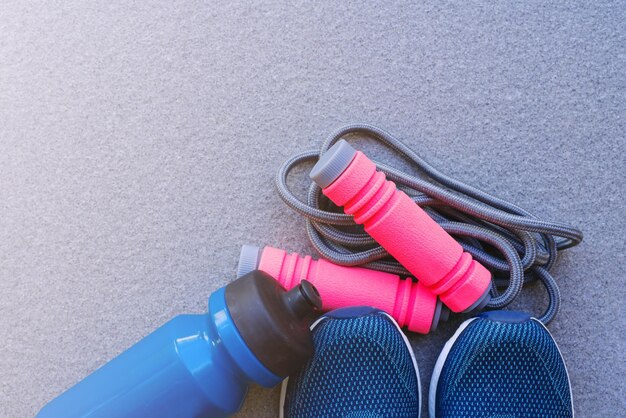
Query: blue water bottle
[[37, 270, 322, 417]]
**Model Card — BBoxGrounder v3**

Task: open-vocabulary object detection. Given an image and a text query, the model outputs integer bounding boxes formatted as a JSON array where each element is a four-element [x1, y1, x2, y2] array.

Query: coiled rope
[[276, 124, 582, 324]]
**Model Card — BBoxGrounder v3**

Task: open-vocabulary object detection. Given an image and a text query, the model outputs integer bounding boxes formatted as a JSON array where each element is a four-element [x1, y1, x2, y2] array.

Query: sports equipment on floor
[[281, 306, 422, 418], [276, 123, 583, 323], [309, 139, 491, 313], [38, 271, 321, 418], [430, 310, 573, 418], [237, 244, 449, 334]]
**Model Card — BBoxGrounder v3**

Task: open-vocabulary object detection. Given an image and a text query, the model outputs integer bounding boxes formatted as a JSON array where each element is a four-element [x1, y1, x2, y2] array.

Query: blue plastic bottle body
[[37, 288, 281, 418]]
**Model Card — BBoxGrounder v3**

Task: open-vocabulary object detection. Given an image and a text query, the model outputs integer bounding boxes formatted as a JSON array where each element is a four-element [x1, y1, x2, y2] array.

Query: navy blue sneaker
[[281, 306, 421, 418], [429, 311, 573, 418]]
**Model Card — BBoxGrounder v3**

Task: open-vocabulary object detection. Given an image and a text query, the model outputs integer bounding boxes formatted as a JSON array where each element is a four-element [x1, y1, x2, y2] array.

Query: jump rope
[[275, 123, 583, 325], [39, 123, 585, 416]]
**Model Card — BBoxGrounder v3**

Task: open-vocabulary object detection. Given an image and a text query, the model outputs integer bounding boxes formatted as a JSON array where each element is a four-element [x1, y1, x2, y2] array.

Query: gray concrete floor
[[1, 1, 624, 417]]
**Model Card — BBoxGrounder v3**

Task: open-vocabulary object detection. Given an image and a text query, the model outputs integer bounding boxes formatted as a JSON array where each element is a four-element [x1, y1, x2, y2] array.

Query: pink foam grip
[[257, 246, 438, 334], [322, 151, 491, 312]]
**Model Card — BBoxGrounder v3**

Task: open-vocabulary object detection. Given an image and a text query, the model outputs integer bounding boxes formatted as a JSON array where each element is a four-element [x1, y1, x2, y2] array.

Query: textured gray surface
[[1, 1, 624, 417]]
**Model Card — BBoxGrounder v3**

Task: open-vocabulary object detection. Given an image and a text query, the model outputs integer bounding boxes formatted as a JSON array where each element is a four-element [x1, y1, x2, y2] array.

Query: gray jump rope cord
[[276, 123, 583, 324]]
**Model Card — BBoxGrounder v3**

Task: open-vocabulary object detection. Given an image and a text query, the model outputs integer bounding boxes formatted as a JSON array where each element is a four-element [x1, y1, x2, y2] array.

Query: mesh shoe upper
[[433, 312, 573, 418], [282, 307, 420, 418]]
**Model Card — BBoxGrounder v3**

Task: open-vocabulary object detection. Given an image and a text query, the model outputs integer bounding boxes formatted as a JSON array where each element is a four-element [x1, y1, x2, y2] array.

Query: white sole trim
[[381, 311, 422, 418], [534, 319, 575, 417], [428, 317, 477, 418], [278, 376, 288, 418]]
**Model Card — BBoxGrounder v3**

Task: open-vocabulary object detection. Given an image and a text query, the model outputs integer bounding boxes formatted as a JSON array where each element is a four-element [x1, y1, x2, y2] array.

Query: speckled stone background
[[1, 1, 624, 417]]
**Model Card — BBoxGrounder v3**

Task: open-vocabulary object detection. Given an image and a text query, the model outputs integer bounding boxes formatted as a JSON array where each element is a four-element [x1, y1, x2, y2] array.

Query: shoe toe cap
[[434, 314, 573, 418], [283, 309, 421, 418]]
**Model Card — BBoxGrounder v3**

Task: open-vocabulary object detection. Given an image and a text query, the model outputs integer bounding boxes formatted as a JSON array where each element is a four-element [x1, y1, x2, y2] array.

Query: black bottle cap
[[225, 270, 322, 378]]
